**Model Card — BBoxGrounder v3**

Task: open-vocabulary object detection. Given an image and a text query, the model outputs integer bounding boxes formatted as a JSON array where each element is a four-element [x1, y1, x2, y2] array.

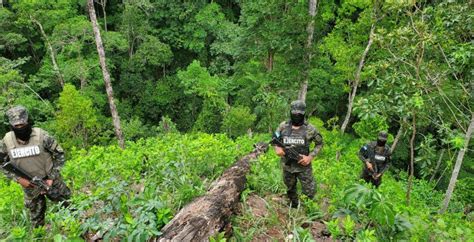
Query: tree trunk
[[87, 0, 125, 149], [100, 0, 107, 32], [406, 113, 416, 206], [391, 118, 406, 152], [298, 0, 318, 102], [440, 113, 474, 213], [156, 143, 269, 241], [31, 16, 65, 88], [266, 49, 274, 72], [435, 166, 449, 188], [429, 149, 445, 183], [78, 53, 88, 90], [340, 24, 375, 134]]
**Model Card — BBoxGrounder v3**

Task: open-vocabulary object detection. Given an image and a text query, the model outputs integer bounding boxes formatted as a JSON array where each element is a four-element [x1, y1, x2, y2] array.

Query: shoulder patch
[[277, 121, 287, 132]]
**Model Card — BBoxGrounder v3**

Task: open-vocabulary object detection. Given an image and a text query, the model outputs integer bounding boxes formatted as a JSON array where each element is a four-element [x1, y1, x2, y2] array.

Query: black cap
[[378, 131, 388, 141]]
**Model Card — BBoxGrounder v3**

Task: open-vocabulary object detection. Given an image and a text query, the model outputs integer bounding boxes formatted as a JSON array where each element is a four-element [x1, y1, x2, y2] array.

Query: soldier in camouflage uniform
[[0, 105, 71, 227], [358, 131, 391, 188], [274, 100, 323, 208]]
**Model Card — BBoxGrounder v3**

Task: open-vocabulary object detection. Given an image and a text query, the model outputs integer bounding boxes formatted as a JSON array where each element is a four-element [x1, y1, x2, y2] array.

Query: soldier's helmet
[[290, 100, 306, 114], [6, 105, 29, 126], [377, 131, 388, 141]]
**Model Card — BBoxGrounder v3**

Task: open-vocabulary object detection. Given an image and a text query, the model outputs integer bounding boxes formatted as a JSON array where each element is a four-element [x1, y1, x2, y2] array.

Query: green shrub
[[221, 105, 256, 138]]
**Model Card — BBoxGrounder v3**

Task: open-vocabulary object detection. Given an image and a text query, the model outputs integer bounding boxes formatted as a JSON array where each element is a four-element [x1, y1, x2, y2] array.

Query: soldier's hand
[[374, 173, 382, 179], [298, 155, 313, 166], [275, 146, 286, 157], [365, 161, 373, 171], [17, 177, 32, 188], [39, 180, 54, 195]]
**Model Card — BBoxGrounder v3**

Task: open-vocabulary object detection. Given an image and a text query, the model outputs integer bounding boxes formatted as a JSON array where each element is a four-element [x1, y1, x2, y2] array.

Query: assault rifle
[[270, 132, 302, 164], [1, 160, 50, 191], [361, 146, 379, 179]]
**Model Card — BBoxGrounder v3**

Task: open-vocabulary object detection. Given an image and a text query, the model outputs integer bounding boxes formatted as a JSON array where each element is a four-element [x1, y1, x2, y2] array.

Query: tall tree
[[340, 23, 375, 133], [406, 113, 416, 205], [87, 0, 125, 149], [440, 113, 474, 213], [30, 16, 64, 88], [298, 0, 317, 102]]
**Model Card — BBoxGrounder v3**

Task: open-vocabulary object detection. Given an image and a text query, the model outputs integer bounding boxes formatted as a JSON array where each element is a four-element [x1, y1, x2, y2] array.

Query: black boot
[[289, 199, 299, 208]]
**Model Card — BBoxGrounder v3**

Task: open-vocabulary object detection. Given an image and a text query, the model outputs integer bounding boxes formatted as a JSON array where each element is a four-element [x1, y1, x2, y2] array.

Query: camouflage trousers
[[283, 166, 316, 203], [23, 177, 71, 227], [360, 169, 382, 188]]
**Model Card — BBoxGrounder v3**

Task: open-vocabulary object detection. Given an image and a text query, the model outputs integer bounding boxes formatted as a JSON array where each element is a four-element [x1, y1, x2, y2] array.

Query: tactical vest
[[281, 122, 310, 161], [3, 128, 53, 178], [367, 143, 390, 170]]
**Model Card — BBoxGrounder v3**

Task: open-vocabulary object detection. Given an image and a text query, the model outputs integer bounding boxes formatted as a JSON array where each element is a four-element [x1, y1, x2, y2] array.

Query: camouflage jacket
[[358, 141, 391, 174]]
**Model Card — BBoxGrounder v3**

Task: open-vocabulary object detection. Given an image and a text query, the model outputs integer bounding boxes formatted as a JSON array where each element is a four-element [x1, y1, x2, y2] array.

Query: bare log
[[156, 143, 269, 241]]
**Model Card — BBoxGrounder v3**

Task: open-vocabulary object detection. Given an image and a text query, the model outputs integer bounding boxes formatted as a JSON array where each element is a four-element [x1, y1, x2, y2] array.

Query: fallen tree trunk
[[156, 143, 269, 241]]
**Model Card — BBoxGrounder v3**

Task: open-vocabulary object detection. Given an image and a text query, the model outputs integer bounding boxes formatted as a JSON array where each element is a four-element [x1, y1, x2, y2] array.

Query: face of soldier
[[376, 139, 386, 147], [11, 123, 32, 141], [290, 112, 305, 126]]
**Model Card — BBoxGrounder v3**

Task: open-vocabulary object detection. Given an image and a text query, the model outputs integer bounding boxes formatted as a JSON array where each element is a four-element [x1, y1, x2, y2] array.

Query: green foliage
[[301, 196, 324, 221], [221, 106, 256, 138], [155, 116, 179, 135], [416, 134, 439, 179], [177, 60, 228, 132], [209, 232, 226, 242], [355, 229, 377, 242], [121, 116, 155, 141], [325, 219, 342, 238], [352, 114, 389, 141], [292, 227, 315, 242], [54, 84, 103, 149], [132, 35, 173, 69], [178, 60, 226, 102], [10, 226, 27, 239]]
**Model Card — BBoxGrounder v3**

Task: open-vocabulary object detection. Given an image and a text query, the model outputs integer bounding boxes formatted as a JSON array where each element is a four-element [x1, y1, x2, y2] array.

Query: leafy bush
[[221, 105, 256, 138], [54, 84, 103, 149], [352, 114, 389, 142]]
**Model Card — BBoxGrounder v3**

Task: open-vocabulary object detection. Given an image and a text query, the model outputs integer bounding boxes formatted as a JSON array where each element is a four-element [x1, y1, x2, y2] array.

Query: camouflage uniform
[[275, 101, 323, 206], [358, 132, 391, 188], [0, 106, 71, 227]]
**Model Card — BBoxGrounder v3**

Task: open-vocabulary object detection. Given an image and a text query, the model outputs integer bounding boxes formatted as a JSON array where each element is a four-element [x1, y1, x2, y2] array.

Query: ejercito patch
[[283, 137, 305, 145], [10, 146, 41, 159], [374, 154, 386, 161]]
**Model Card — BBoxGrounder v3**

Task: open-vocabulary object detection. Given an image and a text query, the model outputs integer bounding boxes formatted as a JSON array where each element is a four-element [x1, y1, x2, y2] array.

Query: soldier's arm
[[274, 122, 286, 148], [43, 132, 66, 180], [0, 140, 20, 181], [358, 145, 369, 162], [308, 126, 323, 158]]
